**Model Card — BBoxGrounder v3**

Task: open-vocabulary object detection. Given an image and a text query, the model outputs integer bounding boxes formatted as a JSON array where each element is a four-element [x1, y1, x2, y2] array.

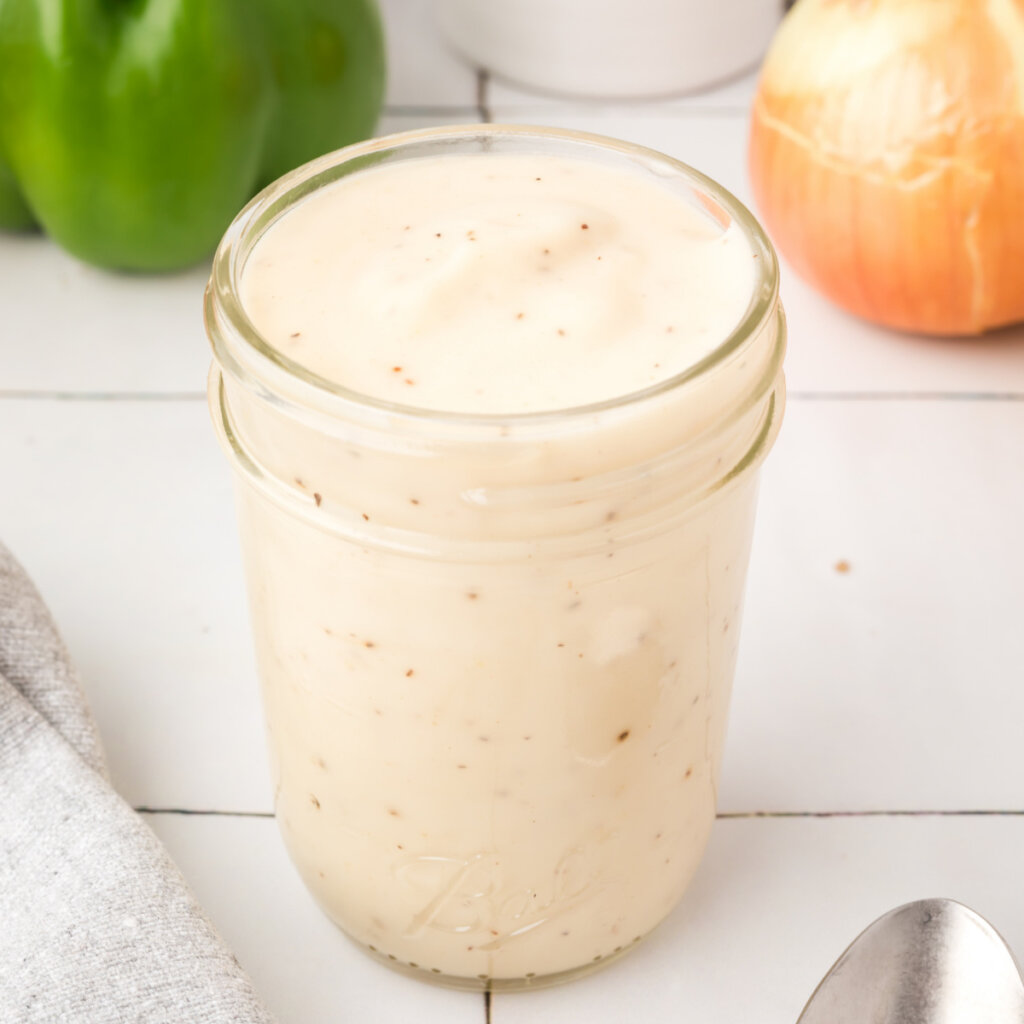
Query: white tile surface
[[0, 237, 212, 395], [379, 111, 481, 136], [724, 398, 1024, 813], [149, 813, 485, 1024], [781, 267, 1024, 395], [487, 68, 760, 113], [0, 398, 271, 813], [2, 396, 1020, 818], [490, 813, 1024, 1023]]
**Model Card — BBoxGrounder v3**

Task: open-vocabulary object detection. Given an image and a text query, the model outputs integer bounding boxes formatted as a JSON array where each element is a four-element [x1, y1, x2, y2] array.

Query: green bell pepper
[[0, 0, 385, 270]]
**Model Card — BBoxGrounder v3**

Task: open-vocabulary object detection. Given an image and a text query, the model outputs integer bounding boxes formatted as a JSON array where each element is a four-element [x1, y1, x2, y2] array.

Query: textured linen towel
[[0, 541, 276, 1024]]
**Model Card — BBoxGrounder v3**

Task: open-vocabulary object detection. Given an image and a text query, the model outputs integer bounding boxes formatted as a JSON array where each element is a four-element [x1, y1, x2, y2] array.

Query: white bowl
[[436, 0, 783, 99]]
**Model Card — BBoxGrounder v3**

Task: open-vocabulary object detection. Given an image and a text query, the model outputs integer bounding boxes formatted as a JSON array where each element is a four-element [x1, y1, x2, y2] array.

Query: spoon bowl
[[798, 898, 1024, 1024]]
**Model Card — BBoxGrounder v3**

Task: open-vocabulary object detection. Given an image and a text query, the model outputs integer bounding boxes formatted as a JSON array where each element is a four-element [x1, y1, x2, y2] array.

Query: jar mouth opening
[[206, 123, 781, 435]]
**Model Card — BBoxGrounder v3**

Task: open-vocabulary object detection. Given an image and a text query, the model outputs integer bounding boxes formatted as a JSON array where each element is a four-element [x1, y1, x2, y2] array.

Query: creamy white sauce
[[241, 154, 754, 414]]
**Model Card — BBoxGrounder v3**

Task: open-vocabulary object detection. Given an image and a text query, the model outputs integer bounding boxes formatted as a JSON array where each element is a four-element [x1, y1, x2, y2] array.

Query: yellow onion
[[749, 0, 1024, 336]]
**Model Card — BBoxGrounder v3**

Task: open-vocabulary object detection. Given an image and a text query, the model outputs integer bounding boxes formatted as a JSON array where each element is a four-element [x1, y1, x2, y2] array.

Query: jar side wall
[[231, 455, 762, 985]]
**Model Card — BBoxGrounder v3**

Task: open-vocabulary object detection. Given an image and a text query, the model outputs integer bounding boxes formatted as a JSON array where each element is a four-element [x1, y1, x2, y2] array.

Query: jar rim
[[205, 123, 781, 436]]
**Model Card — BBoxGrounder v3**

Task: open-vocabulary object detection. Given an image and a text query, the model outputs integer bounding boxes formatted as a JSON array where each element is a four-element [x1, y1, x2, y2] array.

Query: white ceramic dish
[[436, 0, 783, 99]]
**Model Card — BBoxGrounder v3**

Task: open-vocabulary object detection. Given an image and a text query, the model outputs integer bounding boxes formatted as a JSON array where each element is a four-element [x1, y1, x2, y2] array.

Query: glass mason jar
[[205, 125, 785, 991]]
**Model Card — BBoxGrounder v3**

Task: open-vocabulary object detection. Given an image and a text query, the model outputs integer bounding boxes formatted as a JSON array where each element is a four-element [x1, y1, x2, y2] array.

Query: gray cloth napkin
[[0, 541, 276, 1024]]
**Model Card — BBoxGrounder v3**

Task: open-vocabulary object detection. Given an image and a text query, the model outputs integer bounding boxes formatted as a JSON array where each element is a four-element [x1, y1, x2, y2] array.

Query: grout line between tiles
[[718, 809, 1024, 819], [476, 69, 493, 123], [787, 390, 1024, 402], [132, 807, 1024, 820], [135, 807, 275, 819], [2, 390, 1024, 404], [487, 103, 751, 119], [0, 390, 207, 402]]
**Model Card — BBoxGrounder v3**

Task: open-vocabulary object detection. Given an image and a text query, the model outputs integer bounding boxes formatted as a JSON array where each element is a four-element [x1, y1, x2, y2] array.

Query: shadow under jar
[[205, 125, 786, 991]]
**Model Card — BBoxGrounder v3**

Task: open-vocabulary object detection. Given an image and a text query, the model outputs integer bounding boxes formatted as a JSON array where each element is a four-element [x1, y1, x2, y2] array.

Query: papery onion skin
[[749, 0, 1024, 336]]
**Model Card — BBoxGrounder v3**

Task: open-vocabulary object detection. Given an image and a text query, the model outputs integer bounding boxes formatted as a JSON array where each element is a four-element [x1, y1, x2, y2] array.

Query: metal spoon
[[798, 898, 1024, 1023]]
